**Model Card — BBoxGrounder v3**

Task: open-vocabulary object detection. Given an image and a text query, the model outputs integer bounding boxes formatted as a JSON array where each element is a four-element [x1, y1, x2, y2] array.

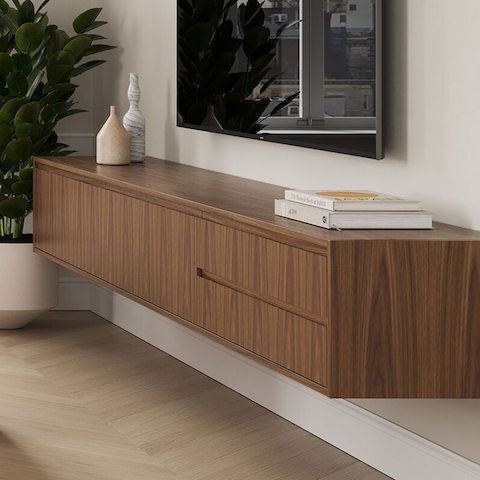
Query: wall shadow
[[164, 81, 180, 163], [383, 0, 409, 161]]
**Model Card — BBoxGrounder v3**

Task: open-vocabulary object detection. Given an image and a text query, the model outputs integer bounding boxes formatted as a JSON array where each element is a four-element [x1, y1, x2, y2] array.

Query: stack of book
[[275, 190, 433, 230]]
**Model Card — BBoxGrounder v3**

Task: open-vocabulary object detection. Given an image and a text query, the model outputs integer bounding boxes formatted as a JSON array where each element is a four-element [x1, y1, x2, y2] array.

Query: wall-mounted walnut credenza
[[33, 156, 480, 398]]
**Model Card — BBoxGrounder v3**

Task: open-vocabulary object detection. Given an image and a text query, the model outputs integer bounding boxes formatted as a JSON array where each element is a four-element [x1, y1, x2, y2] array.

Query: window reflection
[[325, 0, 376, 118]]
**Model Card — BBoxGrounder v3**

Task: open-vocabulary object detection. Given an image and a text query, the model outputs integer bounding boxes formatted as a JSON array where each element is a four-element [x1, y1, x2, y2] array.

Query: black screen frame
[[177, 0, 384, 160]]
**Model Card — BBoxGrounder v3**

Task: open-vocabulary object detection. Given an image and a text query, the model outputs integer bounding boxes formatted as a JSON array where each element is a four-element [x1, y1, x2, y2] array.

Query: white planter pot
[[0, 243, 58, 329]]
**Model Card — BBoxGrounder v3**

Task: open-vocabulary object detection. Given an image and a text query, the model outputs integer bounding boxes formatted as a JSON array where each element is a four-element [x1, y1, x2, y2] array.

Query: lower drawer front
[[198, 277, 328, 387]]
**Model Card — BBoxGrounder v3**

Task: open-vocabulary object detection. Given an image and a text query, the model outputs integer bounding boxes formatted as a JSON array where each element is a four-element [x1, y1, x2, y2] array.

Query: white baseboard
[[56, 273, 91, 311], [58, 276, 480, 480]]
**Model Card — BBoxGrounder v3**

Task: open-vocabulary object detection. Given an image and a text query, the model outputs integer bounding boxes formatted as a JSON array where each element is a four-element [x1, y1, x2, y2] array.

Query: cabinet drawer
[[34, 170, 195, 319], [198, 220, 328, 323], [198, 277, 328, 386]]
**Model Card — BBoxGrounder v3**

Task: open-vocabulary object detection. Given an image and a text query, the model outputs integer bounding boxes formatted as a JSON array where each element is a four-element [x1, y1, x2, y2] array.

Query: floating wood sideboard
[[33, 156, 480, 398]]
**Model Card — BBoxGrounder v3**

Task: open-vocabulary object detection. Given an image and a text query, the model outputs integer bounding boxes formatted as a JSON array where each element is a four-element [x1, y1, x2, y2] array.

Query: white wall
[[50, 0, 480, 465]]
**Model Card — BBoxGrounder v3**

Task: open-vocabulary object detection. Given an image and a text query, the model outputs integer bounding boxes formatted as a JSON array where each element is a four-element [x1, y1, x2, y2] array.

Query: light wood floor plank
[[0, 311, 389, 480], [0, 344, 176, 479]]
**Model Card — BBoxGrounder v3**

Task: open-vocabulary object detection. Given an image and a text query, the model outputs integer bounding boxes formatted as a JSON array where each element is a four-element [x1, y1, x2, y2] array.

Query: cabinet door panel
[[34, 169, 195, 320]]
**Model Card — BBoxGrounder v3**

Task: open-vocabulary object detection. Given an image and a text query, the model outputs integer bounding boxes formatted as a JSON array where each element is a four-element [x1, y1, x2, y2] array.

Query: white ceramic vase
[[0, 243, 58, 329], [96, 106, 131, 165], [123, 73, 146, 163]]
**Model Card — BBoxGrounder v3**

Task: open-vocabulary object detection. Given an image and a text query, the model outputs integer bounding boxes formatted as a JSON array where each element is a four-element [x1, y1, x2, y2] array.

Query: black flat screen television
[[178, 0, 383, 160]]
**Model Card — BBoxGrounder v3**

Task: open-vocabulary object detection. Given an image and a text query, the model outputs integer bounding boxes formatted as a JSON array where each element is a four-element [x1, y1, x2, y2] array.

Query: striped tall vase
[[123, 73, 146, 163]]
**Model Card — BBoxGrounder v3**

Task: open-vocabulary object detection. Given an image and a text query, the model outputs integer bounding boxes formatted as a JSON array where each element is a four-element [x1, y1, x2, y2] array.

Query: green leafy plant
[[178, 0, 299, 134], [0, 0, 115, 240]]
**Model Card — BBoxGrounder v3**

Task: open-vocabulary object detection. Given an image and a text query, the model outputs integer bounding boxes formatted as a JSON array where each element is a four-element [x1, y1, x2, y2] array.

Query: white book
[[284, 190, 422, 212], [275, 200, 433, 230]]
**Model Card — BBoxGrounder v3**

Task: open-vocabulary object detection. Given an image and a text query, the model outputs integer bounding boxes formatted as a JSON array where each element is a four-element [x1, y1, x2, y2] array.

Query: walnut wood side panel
[[197, 276, 328, 387], [198, 220, 328, 323], [330, 240, 480, 398], [34, 169, 195, 320]]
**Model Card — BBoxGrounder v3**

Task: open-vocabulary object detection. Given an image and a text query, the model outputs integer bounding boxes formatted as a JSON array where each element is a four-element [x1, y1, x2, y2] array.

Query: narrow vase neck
[[128, 74, 140, 109]]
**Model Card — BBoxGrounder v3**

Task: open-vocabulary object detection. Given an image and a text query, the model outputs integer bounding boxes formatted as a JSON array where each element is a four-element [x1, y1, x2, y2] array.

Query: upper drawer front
[[34, 170, 195, 320], [198, 220, 329, 322]]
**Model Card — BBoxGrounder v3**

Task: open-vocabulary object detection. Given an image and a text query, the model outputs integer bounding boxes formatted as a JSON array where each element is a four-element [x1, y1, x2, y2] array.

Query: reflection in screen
[[256, 1, 301, 118], [256, 0, 376, 120], [178, 0, 382, 159], [325, 0, 376, 118]]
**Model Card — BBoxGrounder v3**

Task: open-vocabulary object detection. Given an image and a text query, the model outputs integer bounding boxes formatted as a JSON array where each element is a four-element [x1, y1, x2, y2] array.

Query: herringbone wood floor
[[0, 311, 389, 480]]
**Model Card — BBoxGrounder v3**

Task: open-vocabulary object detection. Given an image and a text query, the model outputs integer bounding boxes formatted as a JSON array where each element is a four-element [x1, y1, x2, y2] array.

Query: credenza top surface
[[34, 156, 480, 244]]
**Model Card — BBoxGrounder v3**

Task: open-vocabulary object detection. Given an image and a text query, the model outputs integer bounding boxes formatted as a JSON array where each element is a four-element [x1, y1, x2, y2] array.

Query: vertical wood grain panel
[[198, 277, 328, 387], [34, 169, 195, 320], [330, 241, 480, 398]]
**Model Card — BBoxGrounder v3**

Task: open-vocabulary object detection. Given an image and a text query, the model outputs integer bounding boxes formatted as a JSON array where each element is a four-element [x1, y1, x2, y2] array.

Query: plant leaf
[[14, 101, 40, 125], [41, 101, 73, 122], [0, 197, 27, 219], [19, 167, 33, 180], [48, 50, 75, 67], [0, 52, 13, 77], [276, 19, 301, 38], [36, 12, 49, 29], [243, 26, 270, 59], [16, 22, 45, 53], [0, 122, 11, 148], [71, 59, 105, 77], [250, 53, 275, 77], [7, 71, 29, 96], [47, 28, 69, 52], [36, 0, 51, 14], [11, 180, 32, 196], [73, 8, 102, 34], [53, 149, 76, 156], [85, 44, 115, 56], [15, 122, 33, 138], [6, 137, 32, 163], [26, 68, 44, 99], [222, 0, 238, 15], [88, 34, 106, 41], [0, 98, 27, 124], [0, 35, 10, 52], [47, 50, 74, 83], [2, 9, 19, 33], [56, 108, 86, 120], [244, 0, 265, 30], [260, 73, 283, 95], [64, 35, 92, 62], [269, 91, 300, 116], [178, 0, 193, 16], [12, 53, 32, 75], [77, 20, 107, 34], [185, 23, 214, 53], [18, 0, 35, 25]]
